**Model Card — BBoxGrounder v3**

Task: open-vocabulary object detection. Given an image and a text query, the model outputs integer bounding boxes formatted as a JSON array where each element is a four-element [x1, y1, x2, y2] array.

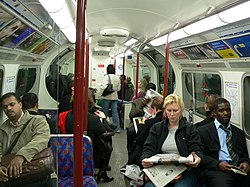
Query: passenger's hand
[[171, 174, 182, 183], [238, 161, 250, 173], [0, 166, 8, 182], [186, 152, 201, 168], [94, 110, 106, 119], [217, 161, 233, 173], [8, 155, 24, 178], [142, 159, 153, 168]]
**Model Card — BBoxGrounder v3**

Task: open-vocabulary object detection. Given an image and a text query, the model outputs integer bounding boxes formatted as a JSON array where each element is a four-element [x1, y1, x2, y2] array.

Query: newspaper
[[142, 154, 193, 187], [133, 116, 145, 133], [143, 89, 163, 118], [143, 164, 187, 187], [147, 153, 194, 164], [231, 166, 247, 175]]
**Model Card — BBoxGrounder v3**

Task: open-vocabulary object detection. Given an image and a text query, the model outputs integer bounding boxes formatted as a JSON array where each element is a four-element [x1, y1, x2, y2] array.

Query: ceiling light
[[124, 38, 138, 46], [150, 34, 168, 46], [100, 28, 129, 37], [97, 41, 115, 47], [39, 0, 76, 43], [218, 1, 250, 23], [183, 15, 226, 35], [169, 29, 189, 42]]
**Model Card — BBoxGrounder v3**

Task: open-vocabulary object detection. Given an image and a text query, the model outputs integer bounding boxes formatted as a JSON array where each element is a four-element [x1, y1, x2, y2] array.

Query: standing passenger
[[198, 98, 250, 187], [141, 94, 203, 187], [100, 64, 121, 133]]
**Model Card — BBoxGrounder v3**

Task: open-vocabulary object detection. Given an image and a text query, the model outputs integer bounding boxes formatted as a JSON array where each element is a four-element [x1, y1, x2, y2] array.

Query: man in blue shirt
[[198, 98, 250, 187]]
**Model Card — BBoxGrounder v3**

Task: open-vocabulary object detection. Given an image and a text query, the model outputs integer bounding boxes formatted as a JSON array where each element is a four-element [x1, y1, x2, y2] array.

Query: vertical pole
[[74, 0, 86, 186], [135, 51, 140, 98], [163, 35, 170, 98], [84, 39, 89, 131], [121, 55, 126, 102]]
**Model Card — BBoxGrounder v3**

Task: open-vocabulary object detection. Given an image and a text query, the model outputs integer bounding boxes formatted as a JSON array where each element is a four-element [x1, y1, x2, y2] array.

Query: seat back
[[49, 135, 94, 177]]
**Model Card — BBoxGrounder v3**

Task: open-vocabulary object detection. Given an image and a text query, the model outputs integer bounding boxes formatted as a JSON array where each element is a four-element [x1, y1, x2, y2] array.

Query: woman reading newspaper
[[140, 94, 203, 187]]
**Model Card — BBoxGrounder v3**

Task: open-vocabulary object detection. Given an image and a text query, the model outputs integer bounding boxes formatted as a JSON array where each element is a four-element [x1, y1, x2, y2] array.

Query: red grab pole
[[74, 0, 87, 186]]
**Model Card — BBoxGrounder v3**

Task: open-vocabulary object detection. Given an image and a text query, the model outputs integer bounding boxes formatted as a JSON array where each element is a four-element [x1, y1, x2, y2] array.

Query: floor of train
[[96, 129, 129, 187]]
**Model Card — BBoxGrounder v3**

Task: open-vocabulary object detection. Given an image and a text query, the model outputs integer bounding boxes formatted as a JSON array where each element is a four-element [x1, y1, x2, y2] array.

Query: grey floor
[[97, 129, 129, 187]]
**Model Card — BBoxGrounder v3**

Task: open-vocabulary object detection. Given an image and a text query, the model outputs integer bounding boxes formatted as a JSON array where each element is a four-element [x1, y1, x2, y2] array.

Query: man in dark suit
[[198, 98, 250, 187]]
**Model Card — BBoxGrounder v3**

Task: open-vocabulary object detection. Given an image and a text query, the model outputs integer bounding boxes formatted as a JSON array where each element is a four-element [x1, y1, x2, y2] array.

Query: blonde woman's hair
[[163, 94, 184, 110]]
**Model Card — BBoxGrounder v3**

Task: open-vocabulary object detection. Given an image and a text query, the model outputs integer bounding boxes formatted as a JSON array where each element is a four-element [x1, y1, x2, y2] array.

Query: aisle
[[97, 129, 128, 187]]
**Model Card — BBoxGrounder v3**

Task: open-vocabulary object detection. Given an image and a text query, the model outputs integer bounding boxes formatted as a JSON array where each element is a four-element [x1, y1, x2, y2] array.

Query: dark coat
[[198, 121, 250, 170], [140, 117, 203, 161], [136, 111, 163, 146], [29, 110, 58, 134], [65, 112, 111, 160]]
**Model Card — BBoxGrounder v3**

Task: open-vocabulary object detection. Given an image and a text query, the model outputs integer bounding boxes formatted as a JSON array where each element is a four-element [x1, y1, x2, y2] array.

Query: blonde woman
[[141, 94, 203, 187]]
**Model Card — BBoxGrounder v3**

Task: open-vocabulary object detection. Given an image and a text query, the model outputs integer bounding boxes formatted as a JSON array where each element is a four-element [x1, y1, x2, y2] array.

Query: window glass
[[45, 49, 73, 101], [194, 73, 221, 115], [16, 67, 37, 96], [243, 76, 250, 137], [183, 72, 221, 115], [182, 72, 193, 110], [143, 49, 175, 94]]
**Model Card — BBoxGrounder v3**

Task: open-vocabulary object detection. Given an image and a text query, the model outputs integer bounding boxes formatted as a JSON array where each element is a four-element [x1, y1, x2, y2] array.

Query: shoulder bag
[[0, 118, 54, 186], [102, 75, 115, 96]]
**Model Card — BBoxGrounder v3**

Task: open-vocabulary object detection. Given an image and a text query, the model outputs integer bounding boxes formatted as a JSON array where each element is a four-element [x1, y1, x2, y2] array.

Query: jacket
[[197, 121, 250, 170], [140, 117, 203, 161], [0, 111, 50, 162], [100, 74, 121, 100]]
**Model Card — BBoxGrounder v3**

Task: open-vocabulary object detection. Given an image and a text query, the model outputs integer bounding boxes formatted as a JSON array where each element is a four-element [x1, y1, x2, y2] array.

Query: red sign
[[98, 64, 105, 68]]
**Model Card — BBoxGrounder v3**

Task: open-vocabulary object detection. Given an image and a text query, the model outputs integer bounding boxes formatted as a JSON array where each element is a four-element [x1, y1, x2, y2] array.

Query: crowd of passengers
[[1, 65, 250, 187]]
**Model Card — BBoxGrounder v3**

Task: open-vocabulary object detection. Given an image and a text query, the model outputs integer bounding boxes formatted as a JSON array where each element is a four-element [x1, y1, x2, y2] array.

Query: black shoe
[[106, 165, 111, 171], [96, 171, 114, 183]]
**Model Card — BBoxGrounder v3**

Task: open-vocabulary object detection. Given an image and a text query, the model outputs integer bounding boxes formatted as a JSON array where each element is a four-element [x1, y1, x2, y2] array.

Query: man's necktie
[[220, 125, 239, 165]]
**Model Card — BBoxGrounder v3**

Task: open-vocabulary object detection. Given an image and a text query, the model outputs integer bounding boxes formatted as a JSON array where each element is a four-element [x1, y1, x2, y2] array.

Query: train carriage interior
[[1, 0, 250, 186]]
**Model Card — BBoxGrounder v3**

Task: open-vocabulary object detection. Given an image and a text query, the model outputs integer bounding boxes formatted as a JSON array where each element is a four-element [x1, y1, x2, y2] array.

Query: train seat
[[49, 134, 98, 187]]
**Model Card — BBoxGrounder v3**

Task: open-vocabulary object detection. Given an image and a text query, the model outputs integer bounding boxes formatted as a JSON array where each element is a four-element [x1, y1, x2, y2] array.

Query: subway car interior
[[1, 0, 250, 186]]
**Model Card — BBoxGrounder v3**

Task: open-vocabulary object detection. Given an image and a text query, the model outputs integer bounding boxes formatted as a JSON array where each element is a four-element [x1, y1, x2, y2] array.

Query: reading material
[[143, 89, 163, 118], [143, 164, 187, 187], [231, 166, 247, 175], [147, 153, 194, 164], [143, 154, 193, 187], [133, 117, 145, 133]]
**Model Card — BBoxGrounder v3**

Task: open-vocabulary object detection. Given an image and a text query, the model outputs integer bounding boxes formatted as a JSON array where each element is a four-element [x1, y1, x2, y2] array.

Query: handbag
[[0, 118, 54, 186], [97, 136, 113, 156], [1, 148, 54, 185], [102, 75, 115, 96]]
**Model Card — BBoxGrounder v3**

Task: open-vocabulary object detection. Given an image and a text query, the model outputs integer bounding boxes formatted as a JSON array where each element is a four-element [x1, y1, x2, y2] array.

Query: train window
[[183, 72, 221, 115], [16, 67, 37, 96], [45, 48, 74, 101], [143, 49, 175, 94], [243, 76, 250, 137]]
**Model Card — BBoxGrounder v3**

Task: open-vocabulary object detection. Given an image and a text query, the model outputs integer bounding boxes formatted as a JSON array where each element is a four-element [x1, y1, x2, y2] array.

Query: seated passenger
[[127, 83, 157, 154], [58, 90, 114, 183], [131, 78, 148, 101], [126, 96, 164, 168], [198, 98, 250, 187], [22, 92, 58, 134], [195, 94, 218, 128], [0, 92, 51, 187], [141, 94, 203, 187]]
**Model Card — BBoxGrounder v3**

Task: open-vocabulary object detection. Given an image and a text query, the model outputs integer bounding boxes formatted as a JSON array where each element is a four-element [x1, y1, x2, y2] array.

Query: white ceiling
[[86, 0, 242, 55]]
